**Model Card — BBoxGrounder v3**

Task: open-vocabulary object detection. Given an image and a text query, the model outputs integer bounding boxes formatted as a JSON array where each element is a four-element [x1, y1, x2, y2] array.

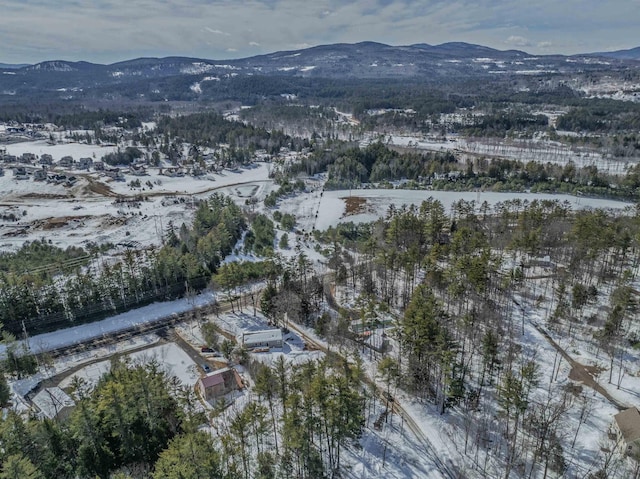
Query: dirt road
[[531, 321, 629, 410]]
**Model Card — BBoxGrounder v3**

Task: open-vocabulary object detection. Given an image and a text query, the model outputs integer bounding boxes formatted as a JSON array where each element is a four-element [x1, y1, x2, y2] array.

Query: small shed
[[614, 407, 640, 457], [197, 367, 243, 402], [32, 387, 75, 421], [242, 329, 283, 350]]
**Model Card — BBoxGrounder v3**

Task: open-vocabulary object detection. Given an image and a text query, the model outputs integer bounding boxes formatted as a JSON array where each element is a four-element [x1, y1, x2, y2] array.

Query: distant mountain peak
[[26, 61, 78, 72], [592, 46, 640, 60], [0, 62, 30, 70], [1, 41, 638, 105]]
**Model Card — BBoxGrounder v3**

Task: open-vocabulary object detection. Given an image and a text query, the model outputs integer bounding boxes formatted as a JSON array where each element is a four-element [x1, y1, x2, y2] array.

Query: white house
[[32, 387, 75, 421], [242, 329, 284, 350]]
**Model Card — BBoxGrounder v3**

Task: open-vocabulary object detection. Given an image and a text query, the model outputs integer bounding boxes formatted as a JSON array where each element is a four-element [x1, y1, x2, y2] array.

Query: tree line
[[310, 197, 640, 477], [0, 193, 244, 338], [0, 354, 364, 479]]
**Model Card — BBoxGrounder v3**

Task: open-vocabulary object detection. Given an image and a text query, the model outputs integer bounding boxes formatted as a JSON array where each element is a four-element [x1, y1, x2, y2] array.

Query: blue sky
[[1, 0, 638, 64]]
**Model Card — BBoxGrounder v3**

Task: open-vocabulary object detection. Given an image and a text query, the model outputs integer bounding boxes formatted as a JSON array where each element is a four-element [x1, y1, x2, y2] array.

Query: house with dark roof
[[58, 155, 74, 168], [39, 154, 54, 165], [196, 367, 243, 402], [614, 407, 640, 458], [78, 157, 93, 170]]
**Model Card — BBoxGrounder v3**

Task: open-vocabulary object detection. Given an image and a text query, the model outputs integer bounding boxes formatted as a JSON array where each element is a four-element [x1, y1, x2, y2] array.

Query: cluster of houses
[[1, 151, 100, 170], [0, 149, 133, 183], [0, 123, 48, 142]]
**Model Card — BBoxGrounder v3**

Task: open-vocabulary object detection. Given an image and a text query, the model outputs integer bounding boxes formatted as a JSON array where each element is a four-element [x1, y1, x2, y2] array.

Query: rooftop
[[615, 407, 640, 443], [199, 367, 231, 388], [32, 387, 75, 419], [242, 329, 283, 344]]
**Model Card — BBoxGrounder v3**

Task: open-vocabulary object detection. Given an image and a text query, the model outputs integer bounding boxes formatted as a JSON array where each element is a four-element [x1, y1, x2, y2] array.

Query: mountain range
[[594, 46, 640, 61], [1, 41, 638, 104]]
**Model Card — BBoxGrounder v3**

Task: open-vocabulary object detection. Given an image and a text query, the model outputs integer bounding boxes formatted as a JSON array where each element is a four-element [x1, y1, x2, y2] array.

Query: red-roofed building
[[197, 367, 243, 402]]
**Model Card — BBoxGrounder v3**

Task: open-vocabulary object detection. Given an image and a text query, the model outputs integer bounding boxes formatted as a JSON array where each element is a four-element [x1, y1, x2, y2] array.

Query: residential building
[[39, 154, 54, 165], [20, 153, 36, 164], [78, 157, 93, 170], [196, 367, 243, 402], [13, 166, 28, 179], [242, 329, 284, 350], [33, 168, 47, 181], [614, 407, 640, 458], [58, 155, 74, 168], [32, 387, 75, 421]]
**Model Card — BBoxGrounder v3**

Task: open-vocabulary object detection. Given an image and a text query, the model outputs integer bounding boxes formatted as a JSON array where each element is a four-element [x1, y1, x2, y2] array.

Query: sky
[[1, 0, 639, 64]]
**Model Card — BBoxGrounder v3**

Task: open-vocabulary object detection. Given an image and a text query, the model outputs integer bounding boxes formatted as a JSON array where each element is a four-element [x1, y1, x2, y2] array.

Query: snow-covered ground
[[59, 342, 201, 390], [2, 139, 119, 161], [306, 189, 633, 231], [0, 162, 275, 251], [367, 134, 639, 173], [0, 290, 217, 355]]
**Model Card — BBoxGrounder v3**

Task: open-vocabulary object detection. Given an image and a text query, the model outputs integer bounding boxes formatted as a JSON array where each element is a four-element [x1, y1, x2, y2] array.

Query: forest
[[304, 197, 640, 478], [292, 140, 640, 202], [2, 63, 640, 477], [0, 193, 244, 337], [0, 356, 365, 479]]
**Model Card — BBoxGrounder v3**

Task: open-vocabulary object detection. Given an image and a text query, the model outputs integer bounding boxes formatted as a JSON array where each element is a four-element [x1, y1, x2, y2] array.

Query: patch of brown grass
[[342, 196, 368, 217]]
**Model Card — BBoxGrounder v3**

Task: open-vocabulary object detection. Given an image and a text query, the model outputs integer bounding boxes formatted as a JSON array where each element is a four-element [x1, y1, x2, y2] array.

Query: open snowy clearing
[[2, 139, 119, 161], [0, 161, 274, 252], [375, 134, 639, 173], [303, 189, 633, 231], [59, 342, 201, 390]]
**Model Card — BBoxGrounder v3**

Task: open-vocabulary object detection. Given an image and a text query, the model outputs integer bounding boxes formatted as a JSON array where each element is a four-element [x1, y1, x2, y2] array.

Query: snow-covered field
[[2, 139, 119, 161], [370, 134, 639, 173], [304, 189, 633, 231], [59, 342, 201, 390], [0, 160, 274, 251]]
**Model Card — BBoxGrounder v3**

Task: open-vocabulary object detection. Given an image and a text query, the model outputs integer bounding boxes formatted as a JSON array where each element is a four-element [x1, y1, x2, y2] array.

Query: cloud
[[537, 41, 554, 49], [0, 0, 638, 63], [205, 27, 231, 37], [505, 35, 532, 47]]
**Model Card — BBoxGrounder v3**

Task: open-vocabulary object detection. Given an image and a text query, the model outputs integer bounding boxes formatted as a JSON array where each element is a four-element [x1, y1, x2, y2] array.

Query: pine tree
[[152, 432, 224, 479], [0, 454, 44, 479]]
